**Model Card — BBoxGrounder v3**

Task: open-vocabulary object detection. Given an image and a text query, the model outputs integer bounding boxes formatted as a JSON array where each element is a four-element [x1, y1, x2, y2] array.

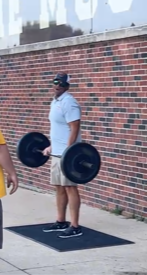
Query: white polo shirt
[[49, 92, 81, 156]]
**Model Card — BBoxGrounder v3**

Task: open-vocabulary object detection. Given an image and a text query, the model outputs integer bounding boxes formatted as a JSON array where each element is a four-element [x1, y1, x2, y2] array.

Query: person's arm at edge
[[0, 144, 17, 176], [0, 132, 18, 195]]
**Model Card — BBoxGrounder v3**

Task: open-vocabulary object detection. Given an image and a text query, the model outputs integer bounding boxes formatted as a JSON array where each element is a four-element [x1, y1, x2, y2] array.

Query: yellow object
[[0, 131, 6, 198], [0, 167, 6, 198]]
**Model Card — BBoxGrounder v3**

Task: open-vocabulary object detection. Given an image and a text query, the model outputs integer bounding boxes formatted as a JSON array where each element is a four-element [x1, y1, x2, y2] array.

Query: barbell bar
[[16, 132, 101, 184], [33, 148, 95, 169]]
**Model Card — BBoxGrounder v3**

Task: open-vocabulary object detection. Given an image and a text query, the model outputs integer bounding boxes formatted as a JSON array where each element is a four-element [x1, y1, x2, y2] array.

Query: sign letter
[[9, 0, 22, 35], [75, 0, 98, 21], [108, 0, 133, 13], [40, 0, 66, 29]]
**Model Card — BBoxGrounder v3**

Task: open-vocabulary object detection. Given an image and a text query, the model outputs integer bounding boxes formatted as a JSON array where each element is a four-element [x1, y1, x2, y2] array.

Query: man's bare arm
[[0, 144, 16, 176], [67, 120, 80, 147]]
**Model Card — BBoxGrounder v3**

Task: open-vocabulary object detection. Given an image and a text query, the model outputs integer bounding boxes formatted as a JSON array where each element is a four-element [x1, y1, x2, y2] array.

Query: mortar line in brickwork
[[103, 160, 147, 169], [3, 128, 146, 137], [2, 59, 144, 66], [3, 120, 146, 128], [4, 131, 146, 139], [0, 54, 143, 62], [0, 65, 145, 71], [2, 60, 146, 67], [3, 74, 146, 79]]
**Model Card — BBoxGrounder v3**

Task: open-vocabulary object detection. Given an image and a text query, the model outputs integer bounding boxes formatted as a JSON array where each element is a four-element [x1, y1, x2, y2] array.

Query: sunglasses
[[53, 80, 67, 87]]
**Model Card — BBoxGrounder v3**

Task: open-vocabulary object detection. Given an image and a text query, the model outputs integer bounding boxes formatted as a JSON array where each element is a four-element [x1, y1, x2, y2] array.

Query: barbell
[[16, 132, 101, 184]]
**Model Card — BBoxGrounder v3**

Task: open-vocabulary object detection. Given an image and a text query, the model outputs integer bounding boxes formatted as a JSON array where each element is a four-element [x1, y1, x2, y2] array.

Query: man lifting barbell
[[17, 72, 101, 238], [44, 72, 83, 238]]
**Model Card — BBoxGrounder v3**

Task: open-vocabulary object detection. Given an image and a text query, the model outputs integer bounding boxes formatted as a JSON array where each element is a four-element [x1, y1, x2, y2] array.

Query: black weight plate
[[16, 132, 50, 168], [60, 142, 101, 184]]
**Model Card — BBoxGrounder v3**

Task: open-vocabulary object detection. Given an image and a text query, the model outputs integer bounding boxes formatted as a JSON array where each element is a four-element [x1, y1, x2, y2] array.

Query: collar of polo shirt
[[55, 91, 69, 101]]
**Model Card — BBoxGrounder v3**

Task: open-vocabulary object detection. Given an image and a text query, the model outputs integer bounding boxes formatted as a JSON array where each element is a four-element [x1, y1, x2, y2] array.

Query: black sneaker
[[58, 226, 83, 238], [42, 221, 69, 232]]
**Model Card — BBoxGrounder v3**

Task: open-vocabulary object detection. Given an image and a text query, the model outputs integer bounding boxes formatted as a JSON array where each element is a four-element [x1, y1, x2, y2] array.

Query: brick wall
[[0, 33, 147, 217]]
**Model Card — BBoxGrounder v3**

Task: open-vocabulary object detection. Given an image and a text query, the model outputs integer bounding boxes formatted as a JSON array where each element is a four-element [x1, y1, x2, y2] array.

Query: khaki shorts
[[0, 200, 3, 249], [51, 156, 77, 186]]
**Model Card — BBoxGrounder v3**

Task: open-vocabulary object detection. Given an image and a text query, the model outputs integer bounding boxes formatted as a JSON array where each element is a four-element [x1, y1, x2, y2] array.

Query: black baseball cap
[[53, 72, 70, 85]]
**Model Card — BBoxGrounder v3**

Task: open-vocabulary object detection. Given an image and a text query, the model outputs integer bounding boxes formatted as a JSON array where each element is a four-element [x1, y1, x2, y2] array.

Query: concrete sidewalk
[[0, 187, 147, 275]]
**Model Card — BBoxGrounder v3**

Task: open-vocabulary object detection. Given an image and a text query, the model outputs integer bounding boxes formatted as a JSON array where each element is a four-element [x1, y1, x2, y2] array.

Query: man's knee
[[56, 185, 66, 195], [65, 186, 81, 208], [65, 186, 79, 195]]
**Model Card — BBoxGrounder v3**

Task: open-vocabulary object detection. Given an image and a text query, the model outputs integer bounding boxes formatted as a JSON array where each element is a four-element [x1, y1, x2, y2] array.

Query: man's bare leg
[[56, 186, 68, 222], [65, 186, 81, 227], [42, 186, 69, 232]]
